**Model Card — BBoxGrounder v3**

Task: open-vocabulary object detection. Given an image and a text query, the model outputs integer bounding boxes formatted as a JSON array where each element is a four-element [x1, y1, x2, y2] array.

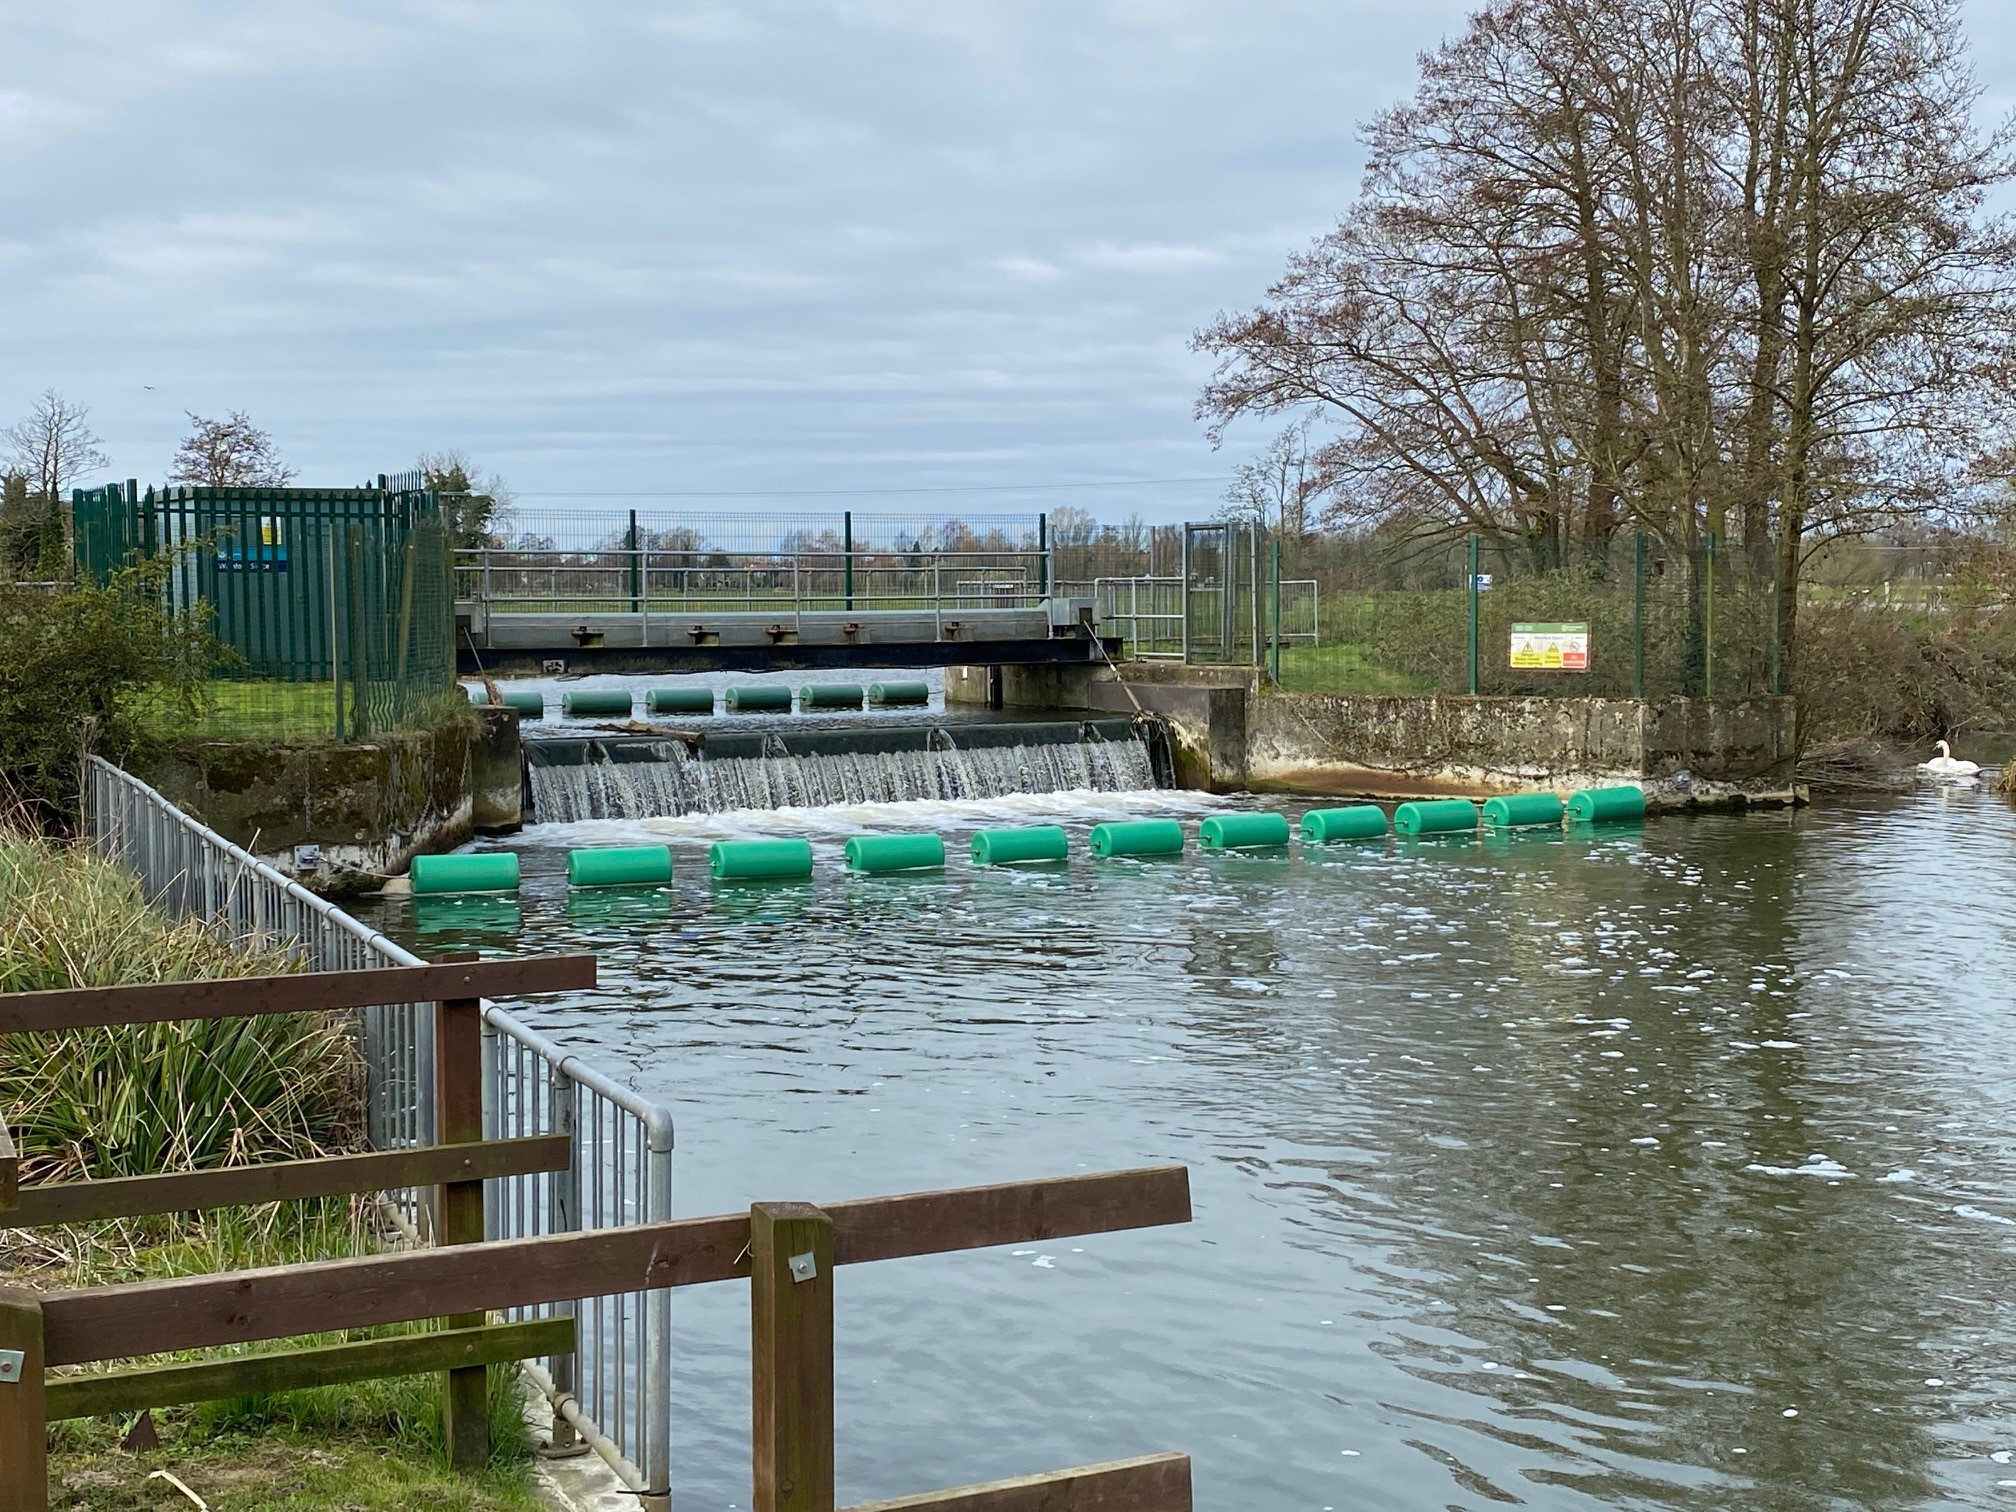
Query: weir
[[522, 717, 1169, 822]]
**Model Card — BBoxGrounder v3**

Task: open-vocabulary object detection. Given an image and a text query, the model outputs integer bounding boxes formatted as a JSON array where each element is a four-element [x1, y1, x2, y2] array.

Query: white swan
[[1918, 740, 1981, 779]]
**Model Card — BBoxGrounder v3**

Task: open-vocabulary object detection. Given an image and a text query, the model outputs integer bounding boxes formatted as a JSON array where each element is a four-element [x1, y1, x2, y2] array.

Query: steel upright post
[[1467, 533, 1480, 696], [1633, 530, 1646, 700]]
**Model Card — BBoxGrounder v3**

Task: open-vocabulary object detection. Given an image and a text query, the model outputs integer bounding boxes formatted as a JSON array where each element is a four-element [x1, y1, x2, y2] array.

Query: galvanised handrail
[[453, 544, 1053, 621], [80, 757, 675, 1509]]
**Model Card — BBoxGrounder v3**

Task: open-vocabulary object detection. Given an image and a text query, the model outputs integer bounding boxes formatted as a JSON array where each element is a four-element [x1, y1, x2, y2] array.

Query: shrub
[[0, 556, 216, 828]]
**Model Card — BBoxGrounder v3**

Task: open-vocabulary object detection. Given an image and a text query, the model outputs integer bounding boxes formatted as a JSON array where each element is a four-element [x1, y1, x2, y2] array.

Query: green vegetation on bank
[[0, 560, 213, 826], [1, 835, 540, 1508]]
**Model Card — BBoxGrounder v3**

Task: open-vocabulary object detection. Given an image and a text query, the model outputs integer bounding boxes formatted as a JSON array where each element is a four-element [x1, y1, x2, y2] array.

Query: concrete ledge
[[139, 722, 475, 897]]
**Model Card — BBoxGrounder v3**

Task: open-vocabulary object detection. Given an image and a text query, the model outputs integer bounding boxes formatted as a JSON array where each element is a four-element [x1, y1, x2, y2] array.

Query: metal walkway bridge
[[454, 545, 1113, 673]]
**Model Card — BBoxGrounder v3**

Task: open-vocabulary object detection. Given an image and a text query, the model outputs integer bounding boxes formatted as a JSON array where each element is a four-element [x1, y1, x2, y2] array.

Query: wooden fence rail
[[0, 1166, 1193, 1512], [0, 954, 600, 1506]]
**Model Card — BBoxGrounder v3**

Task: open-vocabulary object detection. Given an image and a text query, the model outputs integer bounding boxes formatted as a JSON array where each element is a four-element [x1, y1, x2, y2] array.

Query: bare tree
[[3, 390, 107, 579], [4, 389, 108, 503], [1196, 0, 2016, 673], [1222, 425, 1322, 540], [169, 411, 297, 488]]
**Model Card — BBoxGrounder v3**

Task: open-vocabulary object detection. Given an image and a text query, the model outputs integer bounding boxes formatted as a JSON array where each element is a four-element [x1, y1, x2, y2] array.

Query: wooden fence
[[0, 958, 1195, 1511]]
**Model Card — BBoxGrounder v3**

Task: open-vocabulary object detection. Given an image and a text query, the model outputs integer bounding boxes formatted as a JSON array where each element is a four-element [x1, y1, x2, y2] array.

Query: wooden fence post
[[0, 1285, 47, 1512], [436, 987, 489, 1474], [751, 1202, 834, 1512]]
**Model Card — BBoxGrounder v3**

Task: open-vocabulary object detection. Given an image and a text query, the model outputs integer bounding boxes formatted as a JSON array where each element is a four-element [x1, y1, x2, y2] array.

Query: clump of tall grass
[[0, 833, 362, 1191]]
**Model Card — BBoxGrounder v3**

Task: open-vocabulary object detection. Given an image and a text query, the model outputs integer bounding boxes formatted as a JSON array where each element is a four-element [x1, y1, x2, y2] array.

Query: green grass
[[1270, 641, 1436, 694], [49, 1432, 542, 1512]]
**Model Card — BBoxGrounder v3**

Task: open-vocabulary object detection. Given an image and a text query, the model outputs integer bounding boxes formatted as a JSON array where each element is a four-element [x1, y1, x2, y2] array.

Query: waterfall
[[526, 733, 1157, 823]]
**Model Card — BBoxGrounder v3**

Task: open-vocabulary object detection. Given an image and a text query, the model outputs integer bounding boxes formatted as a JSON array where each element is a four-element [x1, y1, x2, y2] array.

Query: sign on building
[[1510, 621, 1589, 670]]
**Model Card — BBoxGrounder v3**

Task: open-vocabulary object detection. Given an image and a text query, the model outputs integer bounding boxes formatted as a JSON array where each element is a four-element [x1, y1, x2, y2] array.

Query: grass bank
[[1, 834, 540, 1509]]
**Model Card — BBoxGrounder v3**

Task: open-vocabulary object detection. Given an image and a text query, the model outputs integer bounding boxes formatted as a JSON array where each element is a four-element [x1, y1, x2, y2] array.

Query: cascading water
[[526, 728, 1158, 823]]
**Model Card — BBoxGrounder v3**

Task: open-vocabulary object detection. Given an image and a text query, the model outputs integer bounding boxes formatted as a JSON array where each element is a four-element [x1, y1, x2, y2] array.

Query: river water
[[361, 779, 2016, 1510]]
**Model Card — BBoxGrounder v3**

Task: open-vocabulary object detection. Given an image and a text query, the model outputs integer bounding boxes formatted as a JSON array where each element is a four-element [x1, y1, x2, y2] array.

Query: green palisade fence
[[71, 482, 455, 741]]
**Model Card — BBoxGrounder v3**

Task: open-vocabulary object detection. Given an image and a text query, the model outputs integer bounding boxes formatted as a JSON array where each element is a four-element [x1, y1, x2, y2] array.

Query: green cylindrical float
[[566, 845, 673, 888], [1089, 819, 1185, 857], [799, 684, 865, 710], [411, 852, 520, 895], [1393, 799, 1480, 836], [500, 689, 545, 717], [1567, 785, 1648, 823], [971, 826, 1070, 866], [867, 680, 930, 707], [844, 833, 945, 874], [1481, 793, 1566, 829], [464, 685, 488, 704], [710, 838, 814, 880], [646, 687, 715, 715], [1199, 812, 1292, 851], [562, 689, 634, 718], [726, 685, 792, 712], [1300, 806, 1389, 843]]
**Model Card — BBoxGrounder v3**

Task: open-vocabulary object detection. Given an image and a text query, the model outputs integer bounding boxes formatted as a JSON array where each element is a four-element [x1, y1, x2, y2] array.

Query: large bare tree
[[3, 390, 108, 577], [1195, 0, 2016, 672]]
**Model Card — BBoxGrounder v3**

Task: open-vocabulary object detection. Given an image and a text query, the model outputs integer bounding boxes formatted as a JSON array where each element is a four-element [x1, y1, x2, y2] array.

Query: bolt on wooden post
[[436, 987, 489, 1474], [751, 1202, 835, 1512], [0, 1286, 47, 1512]]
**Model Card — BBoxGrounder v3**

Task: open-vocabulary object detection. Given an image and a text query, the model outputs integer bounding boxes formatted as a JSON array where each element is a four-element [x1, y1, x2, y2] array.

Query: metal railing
[[81, 757, 675, 1509], [455, 545, 1052, 619], [1094, 575, 1184, 657]]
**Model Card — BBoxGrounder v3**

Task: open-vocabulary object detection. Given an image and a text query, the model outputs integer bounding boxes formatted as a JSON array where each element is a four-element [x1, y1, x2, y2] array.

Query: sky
[[5, 1, 2016, 531]]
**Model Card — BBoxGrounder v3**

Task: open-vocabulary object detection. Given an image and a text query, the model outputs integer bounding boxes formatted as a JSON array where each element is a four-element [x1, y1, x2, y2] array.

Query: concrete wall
[[141, 721, 478, 897], [945, 660, 1799, 806]]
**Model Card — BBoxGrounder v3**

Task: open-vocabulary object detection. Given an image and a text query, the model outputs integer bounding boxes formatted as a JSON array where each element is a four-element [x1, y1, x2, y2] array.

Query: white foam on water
[[1955, 1204, 2016, 1227], [523, 787, 1224, 848], [1746, 1154, 1854, 1179]]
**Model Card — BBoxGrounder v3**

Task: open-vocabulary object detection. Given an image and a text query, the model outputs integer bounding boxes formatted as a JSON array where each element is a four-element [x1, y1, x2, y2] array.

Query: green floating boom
[[562, 689, 634, 718], [646, 687, 715, 715], [566, 845, 673, 888], [499, 689, 545, 717], [1393, 799, 1479, 836], [1300, 806, 1389, 843], [1481, 793, 1565, 829], [411, 852, 520, 895], [1199, 812, 1291, 851], [867, 680, 930, 707], [971, 825, 1069, 866], [800, 684, 865, 710], [1567, 786, 1647, 823], [463, 685, 487, 704], [844, 833, 945, 874], [1089, 819, 1185, 857], [710, 838, 814, 880], [726, 685, 792, 712]]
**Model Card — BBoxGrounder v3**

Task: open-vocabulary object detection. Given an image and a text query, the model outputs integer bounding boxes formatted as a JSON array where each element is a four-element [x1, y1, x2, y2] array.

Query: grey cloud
[[5, 0, 2010, 523]]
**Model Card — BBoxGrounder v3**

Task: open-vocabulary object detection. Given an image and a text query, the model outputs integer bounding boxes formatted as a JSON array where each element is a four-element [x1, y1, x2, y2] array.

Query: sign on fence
[[1510, 621, 1589, 670]]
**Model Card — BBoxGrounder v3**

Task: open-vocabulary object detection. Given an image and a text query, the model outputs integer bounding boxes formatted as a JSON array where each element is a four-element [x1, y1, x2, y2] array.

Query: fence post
[[750, 1202, 835, 1512], [435, 983, 489, 1474], [345, 523, 369, 739], [1633, 530, 1646, 701], [547, 1063, 582, 1457], [1038, 512, 1049, 598], [1466, 533, 1480, 696], [1268, 538, 1282, 684], [0, 1286, 47, 1512], [842, 511, 854, 613], [1704, 530, 1717, 701], [628, 510, 641, 615]]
